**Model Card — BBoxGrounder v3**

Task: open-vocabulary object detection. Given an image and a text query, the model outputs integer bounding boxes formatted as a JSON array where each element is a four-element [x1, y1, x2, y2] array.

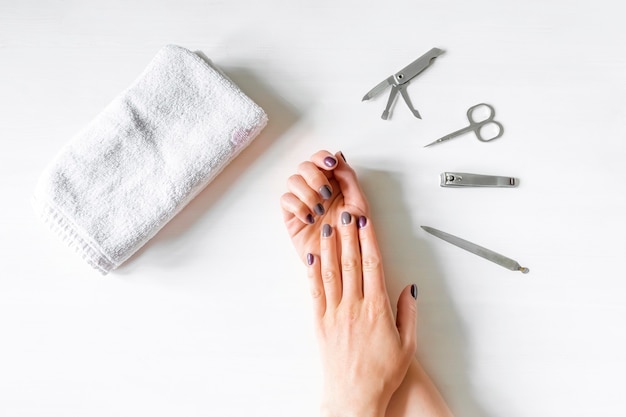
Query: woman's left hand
[[280, 150, 369, 264]]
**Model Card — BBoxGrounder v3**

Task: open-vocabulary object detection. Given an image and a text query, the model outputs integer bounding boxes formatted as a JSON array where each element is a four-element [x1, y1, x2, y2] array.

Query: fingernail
[[411, 284, 418, 299], [306, 214, 315, 224], [314, 203, 325, 215], [357, 216, 367, 229], [341, 211, 351, 225], [307, 253, 314, 266], [339, 151, 347, 162], [319, 185, 332, 200], [323, 156, 337, 168], [322, 224, 332, 237]]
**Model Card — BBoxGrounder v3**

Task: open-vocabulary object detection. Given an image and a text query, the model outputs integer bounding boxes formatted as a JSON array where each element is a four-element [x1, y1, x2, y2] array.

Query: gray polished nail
[[314, 203, 325, 215], [357, 216, 367, 229], [324, 156, 337, 168], [322, 224, 332, 237], [319, 185, 332, 200], [306, 214, 315, 224], [341, 211, 351, 225], [307, 253, 314, 266], [411, 284, 418, 299]]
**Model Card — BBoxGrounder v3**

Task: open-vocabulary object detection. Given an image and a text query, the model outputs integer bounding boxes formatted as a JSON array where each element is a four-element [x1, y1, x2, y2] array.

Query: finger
[[320, 223, 342, 310], [331, 152, 369, 216], [280, 192, 315, 225], [297, 161, 333, 201], [338, 211, 363, 300], [396, 284, 418, 355], [286, 174, 326, 218], [306, 253, 326, 318], [310, 150, 339, 172], [356, 216, 387, 297]]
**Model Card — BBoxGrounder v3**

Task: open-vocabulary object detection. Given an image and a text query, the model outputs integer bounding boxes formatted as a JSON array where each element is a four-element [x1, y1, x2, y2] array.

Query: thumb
[[396, 284, 418, 355], [331, 151, 370, 215]]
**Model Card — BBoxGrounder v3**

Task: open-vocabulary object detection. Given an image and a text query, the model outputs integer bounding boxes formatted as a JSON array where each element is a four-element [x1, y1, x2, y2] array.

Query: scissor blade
[[362, 77, 393, 101], [424, 125, 475, 147], [395, 48, 444, 84], [421, 226, 529, 273]]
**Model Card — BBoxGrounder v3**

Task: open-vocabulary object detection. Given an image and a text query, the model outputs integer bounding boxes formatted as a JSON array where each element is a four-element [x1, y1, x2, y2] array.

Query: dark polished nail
[[306, 214, 315, 224], [357, 216, 367, 229], [339, 151, 347, 162], [322, 224, 332, 237], [323, 156, 337, 168], [411, 284, 418, 299], [341, 211, 351, 225], [319, 185, 332, 200], [307, 253, 314, 266], [314, 203, 325, 215]]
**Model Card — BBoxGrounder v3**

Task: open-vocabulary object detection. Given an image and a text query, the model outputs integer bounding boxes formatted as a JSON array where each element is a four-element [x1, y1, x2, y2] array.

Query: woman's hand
[[306, 215, 418, 417], [280, 150, 369, 264], [281, 150, 453, 417], [281, 150, 416, 416]]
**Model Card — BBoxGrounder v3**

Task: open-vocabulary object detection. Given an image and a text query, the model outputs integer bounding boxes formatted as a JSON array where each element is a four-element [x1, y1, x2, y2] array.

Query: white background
[[1, 1, 625, 416]]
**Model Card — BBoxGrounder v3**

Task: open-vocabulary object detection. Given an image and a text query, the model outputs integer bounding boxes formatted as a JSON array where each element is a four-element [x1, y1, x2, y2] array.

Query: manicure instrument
[[421, 226, 529, 273], [440, 172, 517, 188], [362, 48, 444, 120], [425, 103, 504, 147]]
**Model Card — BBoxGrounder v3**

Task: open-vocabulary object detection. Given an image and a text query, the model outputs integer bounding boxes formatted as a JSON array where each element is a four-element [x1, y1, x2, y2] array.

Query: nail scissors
[[362, 48, 444, 120], [424, 103, 504, 147]]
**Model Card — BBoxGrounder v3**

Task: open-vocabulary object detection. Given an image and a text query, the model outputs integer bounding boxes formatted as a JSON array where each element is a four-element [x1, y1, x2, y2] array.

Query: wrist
[[386, 358, 455, 417], [321, 400, 387, 417]]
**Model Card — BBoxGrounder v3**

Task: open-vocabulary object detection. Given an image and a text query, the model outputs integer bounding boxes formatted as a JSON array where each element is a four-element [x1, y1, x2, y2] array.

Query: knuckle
[[297, 161, 315, 174], [341, 257, 359, 272], [280, 193, 298, 211], [279, 193, 291, 206], [338, 306, 360, 323], [362, 255, 381, 272], [358, 231, 371, 244], [406, 300, 417, 315], [322, 269, 336, 283], [287, 174, 301, 188], [364, 299, 386, 320], [309, 286, 324, 299]]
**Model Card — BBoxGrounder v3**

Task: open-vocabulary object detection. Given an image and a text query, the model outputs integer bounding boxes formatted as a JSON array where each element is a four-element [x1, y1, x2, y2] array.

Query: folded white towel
[[33, 45, 268, 274]]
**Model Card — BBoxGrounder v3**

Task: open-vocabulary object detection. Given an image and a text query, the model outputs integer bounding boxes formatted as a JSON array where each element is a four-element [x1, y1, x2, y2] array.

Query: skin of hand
[[280, 150, 370, 264], [385, 358, 455, 417], [307, 215, 418, 417], [282, 150, 453, 417]]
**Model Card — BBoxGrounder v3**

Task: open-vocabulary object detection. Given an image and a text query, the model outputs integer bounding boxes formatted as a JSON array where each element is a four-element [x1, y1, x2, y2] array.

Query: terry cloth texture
[[33, 45, 268, 274]]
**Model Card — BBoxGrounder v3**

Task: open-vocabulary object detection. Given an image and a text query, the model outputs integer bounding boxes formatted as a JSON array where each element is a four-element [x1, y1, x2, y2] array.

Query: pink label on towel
[[230, 128, 251, 150]]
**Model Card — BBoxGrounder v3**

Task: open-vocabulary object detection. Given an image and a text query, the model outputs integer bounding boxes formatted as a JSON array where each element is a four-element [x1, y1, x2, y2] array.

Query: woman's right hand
[[306, 214, 418, 417]]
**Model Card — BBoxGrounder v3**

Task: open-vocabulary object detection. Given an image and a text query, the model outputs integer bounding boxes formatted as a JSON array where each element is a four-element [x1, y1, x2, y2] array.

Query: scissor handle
[[466, 103, 504, 142], [475, 120, 504, 142], [467, 103, 495, 123]]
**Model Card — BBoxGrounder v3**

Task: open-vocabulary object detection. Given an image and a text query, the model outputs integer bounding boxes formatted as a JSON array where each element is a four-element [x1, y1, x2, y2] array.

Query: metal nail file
[[440, 172, 517, 188], [421, 226, 529, 274]]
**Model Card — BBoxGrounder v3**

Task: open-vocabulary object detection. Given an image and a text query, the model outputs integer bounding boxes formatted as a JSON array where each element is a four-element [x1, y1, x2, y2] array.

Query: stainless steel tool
[[425, 103, 504, 147], [363, 48, 444, 120], [421, 226, 529, 273], [440, 172, 517, 188]]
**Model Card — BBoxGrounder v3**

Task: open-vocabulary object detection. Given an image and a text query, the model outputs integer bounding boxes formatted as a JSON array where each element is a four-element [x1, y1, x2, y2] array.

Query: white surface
[[1, 1, 625, 416]]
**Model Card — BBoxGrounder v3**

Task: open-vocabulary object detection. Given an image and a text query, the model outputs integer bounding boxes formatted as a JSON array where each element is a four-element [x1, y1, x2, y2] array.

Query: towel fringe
[[32, 196, 115, 274]]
